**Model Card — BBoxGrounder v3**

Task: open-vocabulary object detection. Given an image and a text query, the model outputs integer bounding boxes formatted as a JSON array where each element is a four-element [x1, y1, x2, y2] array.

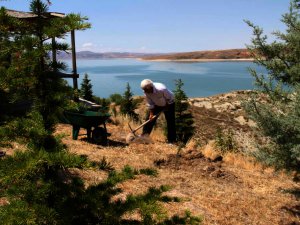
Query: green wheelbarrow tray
[[63, 110, 111, 145]]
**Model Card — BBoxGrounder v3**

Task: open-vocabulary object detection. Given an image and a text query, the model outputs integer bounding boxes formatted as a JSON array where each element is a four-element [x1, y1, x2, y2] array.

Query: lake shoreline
[[138, 58, 254, 62]]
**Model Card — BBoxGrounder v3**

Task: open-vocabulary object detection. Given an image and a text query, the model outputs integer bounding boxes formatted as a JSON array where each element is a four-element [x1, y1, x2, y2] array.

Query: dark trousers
[[142, 103, 176, 143]]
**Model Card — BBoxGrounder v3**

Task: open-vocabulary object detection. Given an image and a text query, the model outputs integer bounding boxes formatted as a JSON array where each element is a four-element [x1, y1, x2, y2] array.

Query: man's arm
[[145, 95, 155, 119]]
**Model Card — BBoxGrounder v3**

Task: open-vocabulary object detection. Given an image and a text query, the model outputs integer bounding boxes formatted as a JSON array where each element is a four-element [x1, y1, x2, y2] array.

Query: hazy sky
[[1, 0, 290, 53]]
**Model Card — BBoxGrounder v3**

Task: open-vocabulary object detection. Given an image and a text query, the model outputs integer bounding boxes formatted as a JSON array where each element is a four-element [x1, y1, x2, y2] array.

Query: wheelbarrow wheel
[[92, 127, 107, 145]]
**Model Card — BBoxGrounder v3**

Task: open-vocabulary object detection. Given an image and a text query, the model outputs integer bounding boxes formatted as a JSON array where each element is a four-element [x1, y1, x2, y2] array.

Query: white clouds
[[82, 42, 94, 48], [79, 42, 98, 51]]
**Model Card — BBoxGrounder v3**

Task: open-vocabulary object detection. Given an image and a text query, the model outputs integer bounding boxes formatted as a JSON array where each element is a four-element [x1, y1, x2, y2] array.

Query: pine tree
[[120, 82, 139, 121], [0, 0, 90, 131], [80, 73, 94, 101], [174, 79, 195, 143], [245, 0, 300, 173], [0, 0, 92, 223], [0, 2, 201, 224]]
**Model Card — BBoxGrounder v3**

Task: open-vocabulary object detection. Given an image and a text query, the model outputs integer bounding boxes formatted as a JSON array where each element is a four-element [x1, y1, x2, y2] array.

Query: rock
[[214, 102, 235, 112], [193, 101, 213, 109], [234, 116, 256, 127], [234, 116, 247, 125]]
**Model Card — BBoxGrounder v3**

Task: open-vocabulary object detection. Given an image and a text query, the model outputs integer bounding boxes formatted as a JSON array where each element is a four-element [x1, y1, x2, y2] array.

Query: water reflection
[[64, 59, 264, 98]]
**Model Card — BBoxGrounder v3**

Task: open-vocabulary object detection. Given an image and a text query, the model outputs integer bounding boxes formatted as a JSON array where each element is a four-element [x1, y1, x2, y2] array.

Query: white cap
[[140, 79, 153, 89]]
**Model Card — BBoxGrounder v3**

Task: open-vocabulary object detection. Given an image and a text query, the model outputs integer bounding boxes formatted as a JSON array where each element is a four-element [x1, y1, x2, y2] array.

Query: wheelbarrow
[[63, 110, 110, 145]]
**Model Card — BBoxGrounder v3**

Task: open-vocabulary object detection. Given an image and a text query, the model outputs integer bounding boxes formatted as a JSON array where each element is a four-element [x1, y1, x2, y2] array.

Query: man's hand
[[149, 111, 154, 120]]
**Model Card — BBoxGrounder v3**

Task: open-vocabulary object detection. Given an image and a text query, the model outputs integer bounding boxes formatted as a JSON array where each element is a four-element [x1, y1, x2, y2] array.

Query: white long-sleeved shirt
[[144, 82, 174, 109]]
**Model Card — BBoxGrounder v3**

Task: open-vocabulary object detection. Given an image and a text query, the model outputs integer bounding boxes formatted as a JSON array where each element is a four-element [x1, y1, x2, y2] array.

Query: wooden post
[[52, 37, 57, 64], [71, 29, 79, 102], [71, 29, 78, 90]]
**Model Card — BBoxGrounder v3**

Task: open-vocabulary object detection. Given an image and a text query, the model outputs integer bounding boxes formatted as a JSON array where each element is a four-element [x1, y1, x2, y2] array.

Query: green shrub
[[109, 93, 123, 105], [215, 128, 237, 154], [174, 79, 195, 144], [120, 82, 139, 121], [245, 0, 300, 173], [80, 73, 94, 101]]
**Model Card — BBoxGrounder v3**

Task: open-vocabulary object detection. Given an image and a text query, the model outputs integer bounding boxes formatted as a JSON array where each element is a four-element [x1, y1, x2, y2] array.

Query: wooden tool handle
[[132, 113, 159, 133]]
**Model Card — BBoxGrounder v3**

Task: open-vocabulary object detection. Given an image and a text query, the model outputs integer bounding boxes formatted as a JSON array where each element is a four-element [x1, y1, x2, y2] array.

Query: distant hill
[[56, 51, 157, 59], [141, 49, 252, 61], [56, 49, 252, 61]]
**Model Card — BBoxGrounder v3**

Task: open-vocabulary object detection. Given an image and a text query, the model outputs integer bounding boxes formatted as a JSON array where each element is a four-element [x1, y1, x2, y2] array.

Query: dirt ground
[[55, 91, 300, 225], [2, 91, 298, 224]]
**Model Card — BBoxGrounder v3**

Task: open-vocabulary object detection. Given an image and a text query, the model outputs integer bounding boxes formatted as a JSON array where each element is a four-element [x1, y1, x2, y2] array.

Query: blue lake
[[64, 59, 264, 98]]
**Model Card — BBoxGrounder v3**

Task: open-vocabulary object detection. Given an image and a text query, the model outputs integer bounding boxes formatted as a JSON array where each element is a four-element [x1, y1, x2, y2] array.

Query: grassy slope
[[52, 91, 299, 225]]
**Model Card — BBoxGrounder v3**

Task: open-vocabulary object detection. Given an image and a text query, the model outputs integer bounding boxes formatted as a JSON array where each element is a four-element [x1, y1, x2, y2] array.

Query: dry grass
[[200, 141, 220, 160], [4, 92, 298, 224], [54, 119, 300, 225], [199, 141, 263, 172], [1, 142, 27, 156], [223, 152, 264, 172]]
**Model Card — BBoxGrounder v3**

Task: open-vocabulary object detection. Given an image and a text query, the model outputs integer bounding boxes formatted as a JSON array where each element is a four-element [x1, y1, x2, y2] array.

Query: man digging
[[140, 79, 176, 144]]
